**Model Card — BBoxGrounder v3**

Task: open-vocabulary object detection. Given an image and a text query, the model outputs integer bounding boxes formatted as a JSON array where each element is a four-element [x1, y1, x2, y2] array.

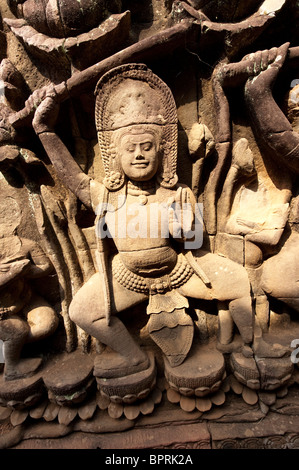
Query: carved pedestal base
[[164, 342, 226, 397], [0, 369, 299, 449], [95, 351, 156, 405], [257, 356, 293, 391], [4, 357, 43, 382], [166, 383, 227, 413], [230, 353, 260, 389], [98, 384, 163, 420], [0, 373, 44, 410], [230, 352, 293, 391], [43, 351, 95, 407]]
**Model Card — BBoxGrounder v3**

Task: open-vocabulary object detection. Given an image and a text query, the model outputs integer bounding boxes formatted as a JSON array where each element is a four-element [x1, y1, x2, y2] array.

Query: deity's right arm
[[29, 91, 92, 209], [38, 131, 92, 209]]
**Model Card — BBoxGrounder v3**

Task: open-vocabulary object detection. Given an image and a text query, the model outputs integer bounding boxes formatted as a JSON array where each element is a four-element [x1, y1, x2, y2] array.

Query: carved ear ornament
[[94, 63, 178, 191]]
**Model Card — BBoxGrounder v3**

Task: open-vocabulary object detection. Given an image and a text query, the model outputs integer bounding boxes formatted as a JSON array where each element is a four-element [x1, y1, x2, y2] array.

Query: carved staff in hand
[[9, 20, 200, 128], [25, 60, 288, 404]]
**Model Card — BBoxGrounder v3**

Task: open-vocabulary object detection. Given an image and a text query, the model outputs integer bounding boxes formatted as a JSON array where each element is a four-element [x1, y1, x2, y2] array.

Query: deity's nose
[[135, 145, 145, 159]]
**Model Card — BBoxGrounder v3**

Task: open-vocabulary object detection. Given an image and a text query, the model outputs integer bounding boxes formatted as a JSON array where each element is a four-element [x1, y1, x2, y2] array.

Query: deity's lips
[[131, 162, 149, 168]]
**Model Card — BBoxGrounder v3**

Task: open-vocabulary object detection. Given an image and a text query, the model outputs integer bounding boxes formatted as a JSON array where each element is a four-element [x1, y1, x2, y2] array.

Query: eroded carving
[[0, 0, 298, 450], [4, 0, 130, 78], [26, 63, 264, 405], [0, 195, 58, 380]]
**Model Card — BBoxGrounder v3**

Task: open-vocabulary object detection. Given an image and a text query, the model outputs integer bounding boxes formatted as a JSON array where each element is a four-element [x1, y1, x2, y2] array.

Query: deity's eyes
[[124, 141, 154, 153], [126, 145, 135, 153], [142, 142, 153, 151]]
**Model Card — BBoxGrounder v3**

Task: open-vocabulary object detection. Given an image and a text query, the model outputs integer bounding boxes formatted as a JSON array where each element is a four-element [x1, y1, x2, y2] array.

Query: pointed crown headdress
[[95, 63, 178, 191]]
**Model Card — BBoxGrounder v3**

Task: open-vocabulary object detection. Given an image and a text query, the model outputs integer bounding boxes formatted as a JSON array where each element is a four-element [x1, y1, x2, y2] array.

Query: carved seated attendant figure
[[0, 197, 58, 381], [30, 64, 259, 400]]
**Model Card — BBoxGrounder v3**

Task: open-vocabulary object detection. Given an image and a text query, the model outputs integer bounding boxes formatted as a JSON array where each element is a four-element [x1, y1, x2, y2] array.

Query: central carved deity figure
[[29, 63, 284, 402]]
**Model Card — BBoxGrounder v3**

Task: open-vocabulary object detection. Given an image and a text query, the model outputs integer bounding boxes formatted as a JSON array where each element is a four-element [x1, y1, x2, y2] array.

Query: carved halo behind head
[[94, 63, 178, 191]]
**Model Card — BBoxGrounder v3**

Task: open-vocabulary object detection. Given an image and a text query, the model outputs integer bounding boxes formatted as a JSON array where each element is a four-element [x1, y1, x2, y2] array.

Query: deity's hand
[[244, 42, 289, 92], [25, 85, 60, 134], [168, 186, 194, 241]]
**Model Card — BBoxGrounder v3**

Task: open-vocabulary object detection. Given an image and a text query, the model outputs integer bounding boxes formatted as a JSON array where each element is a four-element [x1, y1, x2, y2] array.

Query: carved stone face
[[118, 132, 160, 182]]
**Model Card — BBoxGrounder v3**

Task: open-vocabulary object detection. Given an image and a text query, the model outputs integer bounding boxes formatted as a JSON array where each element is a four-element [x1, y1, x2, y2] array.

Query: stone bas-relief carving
[[0, 0, 299, 450], [0, 196, 58, 380], [4, 0, 130, 77], [31, 62, 263, 402]]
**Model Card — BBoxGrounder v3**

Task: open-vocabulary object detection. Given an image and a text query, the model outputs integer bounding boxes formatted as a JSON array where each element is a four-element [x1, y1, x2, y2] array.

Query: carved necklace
[[127, 179, 156, 205]]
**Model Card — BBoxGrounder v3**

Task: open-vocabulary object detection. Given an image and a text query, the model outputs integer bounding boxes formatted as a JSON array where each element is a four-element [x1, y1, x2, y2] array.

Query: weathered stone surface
[[0, 0, 298, 450], [14, 0, 121, 39], [0, 374, 44, 404], [43, 352, 94, 395], [209, 412, 299, 442], [5, 11, 131, 75], [164, 342, 225, 396]]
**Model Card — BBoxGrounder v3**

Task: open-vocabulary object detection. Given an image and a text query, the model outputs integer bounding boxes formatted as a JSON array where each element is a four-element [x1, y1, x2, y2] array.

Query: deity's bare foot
[[216, 340, 254, 358], [4, 357, 42, 381], [94, 350, 149, 379], [253, 337, 290, 358]]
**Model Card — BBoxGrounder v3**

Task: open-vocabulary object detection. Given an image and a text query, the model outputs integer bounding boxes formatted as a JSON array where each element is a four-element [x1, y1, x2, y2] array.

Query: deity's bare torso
[[91, 179, 196, 277]]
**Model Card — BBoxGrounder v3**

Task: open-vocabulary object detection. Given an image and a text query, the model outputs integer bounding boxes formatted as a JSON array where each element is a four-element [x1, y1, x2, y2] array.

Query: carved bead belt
[[112, 253, 194, 295]]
